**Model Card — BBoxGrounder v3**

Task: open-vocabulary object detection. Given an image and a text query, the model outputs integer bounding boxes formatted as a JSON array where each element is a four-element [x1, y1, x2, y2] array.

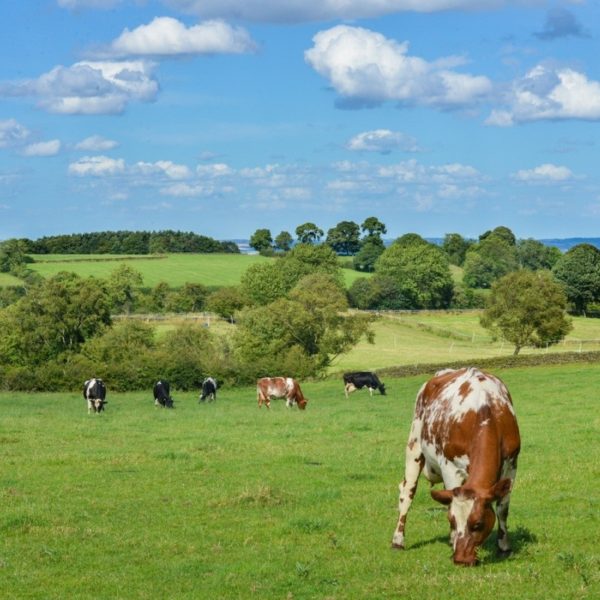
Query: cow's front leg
[[392, 430, 424, 549], [496, 460, 517, 556]]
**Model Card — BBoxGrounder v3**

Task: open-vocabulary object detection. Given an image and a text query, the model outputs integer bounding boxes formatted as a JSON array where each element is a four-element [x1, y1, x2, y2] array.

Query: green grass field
[[2, 364, 598, 599]]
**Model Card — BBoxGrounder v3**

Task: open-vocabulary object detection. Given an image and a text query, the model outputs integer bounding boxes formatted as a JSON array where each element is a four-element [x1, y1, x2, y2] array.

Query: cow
[[199, 377, 217, 402], [83, 378, 107, 414], [153, 380, 174, 408], [256, 377, 308, 410], [391, 367, 520, 566], [343, 371, 386, 398]]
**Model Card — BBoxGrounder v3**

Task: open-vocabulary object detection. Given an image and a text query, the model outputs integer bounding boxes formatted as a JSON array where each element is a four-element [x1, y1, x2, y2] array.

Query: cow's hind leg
[[392, 425, 424, 549]]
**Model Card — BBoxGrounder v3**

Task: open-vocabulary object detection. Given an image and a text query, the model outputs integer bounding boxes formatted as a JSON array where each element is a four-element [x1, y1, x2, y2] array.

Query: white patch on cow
[[421, 440, 469, 488], [450, 496, 475, 546]]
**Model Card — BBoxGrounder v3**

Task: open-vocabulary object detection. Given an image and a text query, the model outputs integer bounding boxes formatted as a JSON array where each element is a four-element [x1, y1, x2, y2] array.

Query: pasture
[[26, 254, 369, 288], [2, 364, 598, 599]]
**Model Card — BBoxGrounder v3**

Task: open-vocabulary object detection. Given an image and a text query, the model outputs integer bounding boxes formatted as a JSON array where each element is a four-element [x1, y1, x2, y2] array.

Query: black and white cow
[[84, 378, 107, 414], [343, 371, 386, 398], [153, 380, 174, 408], [199, 377, 217, 402]]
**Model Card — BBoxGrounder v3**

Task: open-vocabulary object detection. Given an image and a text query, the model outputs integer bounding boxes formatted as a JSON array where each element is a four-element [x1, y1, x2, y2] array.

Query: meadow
[[27, 254, 369, 288], [2, 364, 599, 599]]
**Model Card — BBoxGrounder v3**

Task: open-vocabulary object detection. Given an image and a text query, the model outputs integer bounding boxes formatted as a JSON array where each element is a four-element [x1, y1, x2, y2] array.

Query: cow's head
[[94, 398, 106, 412], [431, 478, 512, 566], [298, 397, 308, 410]]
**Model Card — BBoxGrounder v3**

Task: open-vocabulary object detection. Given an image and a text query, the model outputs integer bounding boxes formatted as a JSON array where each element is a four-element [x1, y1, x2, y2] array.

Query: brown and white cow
[[256, 377, 308, 410], [391, 367, 520, 566]]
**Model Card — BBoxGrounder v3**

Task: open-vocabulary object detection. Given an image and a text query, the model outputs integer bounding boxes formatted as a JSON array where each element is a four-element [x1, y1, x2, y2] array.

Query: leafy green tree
[[353, 238, 385, 272], [295, 222, 324, 244], [517, 239, 561, 271], [463, 237, 518, 288], [0, 239, 33, 273], [481, 270, 572, 355], [0, 272, 111, 366], [168, 282, 209, 313], [149, 281, 171, 312], [442, 233, 472, 266], [274, 231, 293, 252], [361, 216, 387, 239], [326, 220, 361, 255], [234, 273, 373, 379], [553, 243, 600, 315], [347, 275, 416, 310], [375, 237, 453, 309], [106, 264, 143, 313], [479, 225, 516, 246], [249, 228, 273, 254], [205, 286, 249, 321]]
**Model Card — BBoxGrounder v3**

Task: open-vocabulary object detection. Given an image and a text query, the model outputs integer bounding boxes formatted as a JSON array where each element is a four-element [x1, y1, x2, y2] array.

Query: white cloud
[[305, 25, 491, 110], [346, 129, 421, 154], [486, 64, 600, 126], [58, 0, 121, 7], [0, 119, 31, 148], [196, 163, 234, 177], [21, 140, 62, 157], [75, 135, 119, 151], [513, 163, 574, 182], [134, 160, 191, 179], [378, 159, 481, 183], [2, 60, 158, 115], [165, 1, 534, 23], [68, 155, 125, 176], [160, 182, 214, 197], [105, 17, 257, 57]]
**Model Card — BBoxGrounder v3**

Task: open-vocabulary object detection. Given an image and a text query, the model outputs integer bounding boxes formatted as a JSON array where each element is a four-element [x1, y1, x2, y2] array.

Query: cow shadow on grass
[[403, 525, 537, 563]]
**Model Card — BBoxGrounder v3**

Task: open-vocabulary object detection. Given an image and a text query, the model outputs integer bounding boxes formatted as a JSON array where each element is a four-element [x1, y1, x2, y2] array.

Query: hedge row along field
[[2, 364, 598, 599]]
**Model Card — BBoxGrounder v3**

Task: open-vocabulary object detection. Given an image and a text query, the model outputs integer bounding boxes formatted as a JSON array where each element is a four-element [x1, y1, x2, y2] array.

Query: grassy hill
[[2, 364, 598, 599], [26, 253, 369, 288]]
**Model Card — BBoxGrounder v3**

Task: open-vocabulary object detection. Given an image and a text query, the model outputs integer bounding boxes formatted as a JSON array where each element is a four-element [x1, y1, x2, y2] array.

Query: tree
[[274, 231, 293, 253], [205, 286, 249, 321], [442, 233, 472, 267], [326, 220, 361, 255], [481, 270, 572, 355], [347, 275, 416, 310], [249, 228, 273, 254], [169, 282, 209, 312], [106, 264, 143, 313], [553, 243, 600, 315], [361, 216, 387, 239], [463, 237, 518, 288], [479, 225, 516, 246], [234, 273, 373, 379], [517, 239, 562, 271], [0, 239, 33, 273], [353, 238, 385, 272], [375, 237, 453, 309], [295, 222, 324, 245], [0, 272, 111, 366]]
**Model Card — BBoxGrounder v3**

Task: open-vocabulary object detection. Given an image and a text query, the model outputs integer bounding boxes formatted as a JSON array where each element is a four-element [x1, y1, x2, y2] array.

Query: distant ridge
[[539, 238, 600, 252]]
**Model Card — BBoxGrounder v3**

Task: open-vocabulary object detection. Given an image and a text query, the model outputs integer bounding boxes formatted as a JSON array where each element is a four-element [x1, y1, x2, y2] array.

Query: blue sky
[[1, 1, 599, 242]]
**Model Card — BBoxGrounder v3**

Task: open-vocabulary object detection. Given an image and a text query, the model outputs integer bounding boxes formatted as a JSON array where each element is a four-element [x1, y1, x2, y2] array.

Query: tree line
[[14, 230, 240, 255]]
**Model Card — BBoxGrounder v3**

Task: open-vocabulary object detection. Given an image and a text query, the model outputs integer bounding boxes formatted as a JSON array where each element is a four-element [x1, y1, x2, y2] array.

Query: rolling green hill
[[26, 253, 369, 288]]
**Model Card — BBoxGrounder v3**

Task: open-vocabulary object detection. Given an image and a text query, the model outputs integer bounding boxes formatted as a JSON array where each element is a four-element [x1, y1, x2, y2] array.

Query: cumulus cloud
[[165, 0, 532, 23], [196, 163, 234, 177], [103, 17, 257, 58], [378, 159, 481, 183], [133, 160, 191, 179], [75, 135, 119, 151], [305, 25, 492, 110], [535, 8, 589, 41], [21, 140, 62, 157], [0, 119, 31, 148], [0, 60, 158, 115], [68, 155, 126, 176], [486, 64, 600, 126], [346, 129, 421, 154], [512, 163, 574, 182]]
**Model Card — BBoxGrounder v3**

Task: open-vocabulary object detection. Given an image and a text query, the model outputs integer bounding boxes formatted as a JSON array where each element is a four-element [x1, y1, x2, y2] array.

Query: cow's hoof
[[391, 543, 405, 550], [497, 548, 512, 559]]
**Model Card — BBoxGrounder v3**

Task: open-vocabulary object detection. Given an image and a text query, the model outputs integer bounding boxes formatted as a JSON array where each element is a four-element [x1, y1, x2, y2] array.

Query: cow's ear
[[431, 488, 454, 505], [490, 478, 512, 501]]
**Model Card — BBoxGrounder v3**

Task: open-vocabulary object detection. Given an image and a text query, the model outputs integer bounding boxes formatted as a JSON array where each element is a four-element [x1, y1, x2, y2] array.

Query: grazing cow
[[256, 377, 308, 410], [199, 377, 217, 402], [391, 367, 520, 566], [343, 371, 386, 398], [153, 380, 174, 408], [83, 378, 107, 414]]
